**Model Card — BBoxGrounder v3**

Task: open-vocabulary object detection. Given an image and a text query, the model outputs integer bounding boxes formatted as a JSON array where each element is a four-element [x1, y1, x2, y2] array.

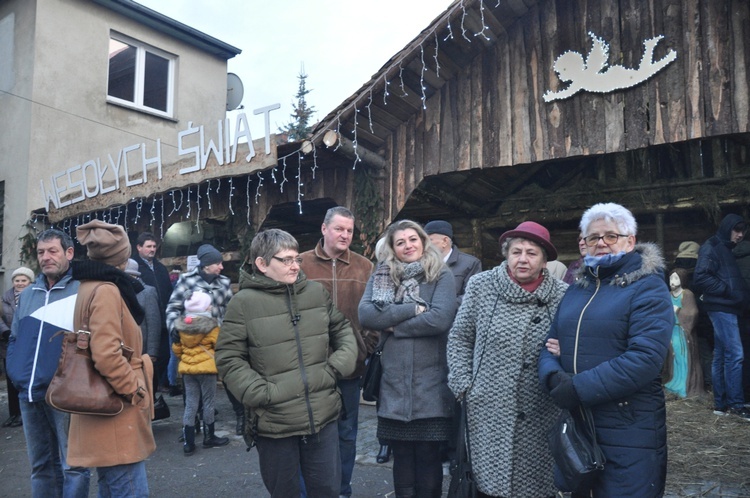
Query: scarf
[[72, 260, 145, 325], [371, 261, 427, 308], [584, 251, 627, 271], [200, 271, 219, 284]]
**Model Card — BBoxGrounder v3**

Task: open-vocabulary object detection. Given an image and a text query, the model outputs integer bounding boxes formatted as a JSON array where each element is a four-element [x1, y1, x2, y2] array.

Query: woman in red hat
[[448, 220, 568, 497]]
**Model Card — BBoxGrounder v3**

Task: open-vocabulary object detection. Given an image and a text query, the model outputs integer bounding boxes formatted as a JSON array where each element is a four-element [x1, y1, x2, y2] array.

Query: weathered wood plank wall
[[380, 0, 749, 221]]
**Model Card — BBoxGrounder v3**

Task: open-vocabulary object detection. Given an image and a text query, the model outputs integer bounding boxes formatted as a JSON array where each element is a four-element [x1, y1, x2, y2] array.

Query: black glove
[[549, 371, 581, 410]]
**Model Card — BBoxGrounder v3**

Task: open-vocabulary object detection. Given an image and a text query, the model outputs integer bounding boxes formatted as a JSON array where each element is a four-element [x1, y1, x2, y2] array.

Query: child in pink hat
[[172, 291, 229, 455]]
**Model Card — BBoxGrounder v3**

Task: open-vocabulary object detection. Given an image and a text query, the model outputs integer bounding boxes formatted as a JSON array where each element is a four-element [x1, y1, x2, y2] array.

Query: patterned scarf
[[371, 261, 427, 307]]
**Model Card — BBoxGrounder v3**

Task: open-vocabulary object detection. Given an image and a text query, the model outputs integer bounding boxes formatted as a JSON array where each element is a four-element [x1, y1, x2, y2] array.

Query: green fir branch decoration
[[353, 167, 384, 260]]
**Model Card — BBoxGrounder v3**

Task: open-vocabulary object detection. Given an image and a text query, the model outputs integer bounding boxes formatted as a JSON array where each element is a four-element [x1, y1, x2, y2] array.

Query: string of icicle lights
[[275, 0, 493, 189], [29, 0, 494, 233], [30, 177, 246, 241]]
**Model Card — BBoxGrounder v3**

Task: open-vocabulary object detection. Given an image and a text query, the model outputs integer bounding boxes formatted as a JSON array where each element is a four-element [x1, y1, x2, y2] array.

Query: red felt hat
[[498, 221, 558, 261]]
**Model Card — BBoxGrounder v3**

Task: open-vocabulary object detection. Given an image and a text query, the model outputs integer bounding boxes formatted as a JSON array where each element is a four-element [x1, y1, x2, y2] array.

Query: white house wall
[[0, 0, 231, 288]]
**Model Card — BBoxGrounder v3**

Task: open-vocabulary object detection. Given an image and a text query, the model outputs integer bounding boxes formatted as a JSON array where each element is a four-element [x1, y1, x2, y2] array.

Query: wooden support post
[[655, 212, 664, 249]]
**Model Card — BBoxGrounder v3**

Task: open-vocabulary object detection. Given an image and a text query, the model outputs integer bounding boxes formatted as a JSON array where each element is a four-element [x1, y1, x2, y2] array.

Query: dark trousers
[[256, 421, 340, 498], [3, 359, 20, 417], [224, 381, 243, 416], [391, 440, 443, 498]]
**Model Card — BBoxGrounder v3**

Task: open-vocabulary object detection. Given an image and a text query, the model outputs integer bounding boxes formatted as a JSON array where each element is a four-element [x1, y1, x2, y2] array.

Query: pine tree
[[278, 65, 316, 142]]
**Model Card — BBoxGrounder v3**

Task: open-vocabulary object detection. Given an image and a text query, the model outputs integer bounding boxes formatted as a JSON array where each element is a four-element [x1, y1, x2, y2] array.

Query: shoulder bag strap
[[76, 283, 107, 349]]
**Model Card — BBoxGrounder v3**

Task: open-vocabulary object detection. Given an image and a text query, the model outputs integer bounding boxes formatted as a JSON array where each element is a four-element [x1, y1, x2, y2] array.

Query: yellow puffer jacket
[[172, 315, 219, 375]]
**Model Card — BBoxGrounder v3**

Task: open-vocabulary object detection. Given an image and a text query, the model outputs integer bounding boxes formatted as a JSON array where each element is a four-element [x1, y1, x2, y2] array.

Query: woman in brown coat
[[67, 220, 155, 497]]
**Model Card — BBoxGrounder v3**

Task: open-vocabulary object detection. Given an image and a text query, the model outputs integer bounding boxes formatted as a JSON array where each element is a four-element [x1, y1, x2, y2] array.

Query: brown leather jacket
[[300, 240, 375, 378]]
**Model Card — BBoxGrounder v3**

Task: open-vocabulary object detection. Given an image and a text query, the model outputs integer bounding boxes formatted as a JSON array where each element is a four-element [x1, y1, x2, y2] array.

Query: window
[[107, 35, 175, 117]]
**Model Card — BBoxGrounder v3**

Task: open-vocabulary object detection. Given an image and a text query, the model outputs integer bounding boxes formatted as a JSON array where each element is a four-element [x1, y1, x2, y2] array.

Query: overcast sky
[[137, 0, 452, 139]]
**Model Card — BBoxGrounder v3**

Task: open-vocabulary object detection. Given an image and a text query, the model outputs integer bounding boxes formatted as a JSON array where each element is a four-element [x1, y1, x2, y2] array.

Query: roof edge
[[92, 0, 242, 59]]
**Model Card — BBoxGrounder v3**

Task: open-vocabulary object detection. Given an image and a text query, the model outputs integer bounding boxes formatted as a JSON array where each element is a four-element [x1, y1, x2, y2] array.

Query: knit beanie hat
[[124, 259, 141, 277], [184, 291, 211, 314], [196, 244, 222, 267], [676, 241, 700, 260], [77, 220, 131, 267], [11, 266, 35, 281]]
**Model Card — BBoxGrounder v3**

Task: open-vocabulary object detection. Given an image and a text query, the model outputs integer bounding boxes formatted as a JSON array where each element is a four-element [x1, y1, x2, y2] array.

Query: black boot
[[235, 411, 245, 436], [203, 422, 229, 448], [194, 414, 201, 434], [183, 425, 196, 455], [376, 444, 391, 463]]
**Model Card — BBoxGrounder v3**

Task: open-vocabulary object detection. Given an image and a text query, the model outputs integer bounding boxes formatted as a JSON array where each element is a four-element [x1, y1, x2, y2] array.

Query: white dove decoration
[[543, 32, 677, 102]]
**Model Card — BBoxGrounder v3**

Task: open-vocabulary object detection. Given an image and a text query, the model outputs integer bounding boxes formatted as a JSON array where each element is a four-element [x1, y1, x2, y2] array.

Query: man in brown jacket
[[300, 206, 374, 498]]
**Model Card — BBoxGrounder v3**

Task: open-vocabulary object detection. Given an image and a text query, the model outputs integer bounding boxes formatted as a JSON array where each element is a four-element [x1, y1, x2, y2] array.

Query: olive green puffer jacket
[[216, 268, 357, 439]]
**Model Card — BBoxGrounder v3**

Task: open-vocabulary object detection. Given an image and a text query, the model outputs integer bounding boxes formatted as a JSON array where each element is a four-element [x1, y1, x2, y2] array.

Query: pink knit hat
[[184, 291, 211, 314]]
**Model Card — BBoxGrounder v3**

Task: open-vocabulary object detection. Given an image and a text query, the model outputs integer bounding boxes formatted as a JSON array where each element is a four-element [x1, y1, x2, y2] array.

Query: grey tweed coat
[[448, 262, 567, 497]]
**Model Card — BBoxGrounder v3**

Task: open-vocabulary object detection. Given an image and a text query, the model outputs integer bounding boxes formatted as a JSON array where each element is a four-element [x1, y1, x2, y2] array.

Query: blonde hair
[[378, 220, 444, 283]]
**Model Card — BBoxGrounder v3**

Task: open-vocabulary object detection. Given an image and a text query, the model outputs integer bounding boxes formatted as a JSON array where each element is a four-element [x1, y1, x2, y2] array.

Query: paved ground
[[0, 382, 448, 497], [1, 381, 747, 497]]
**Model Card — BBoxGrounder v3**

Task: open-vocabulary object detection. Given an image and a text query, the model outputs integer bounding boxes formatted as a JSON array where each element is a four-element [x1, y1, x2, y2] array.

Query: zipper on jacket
[[28, 284, 58, 402], [287, 287, 317, 435], [330, 259, 337, 303], [574, 269, 601, 375]]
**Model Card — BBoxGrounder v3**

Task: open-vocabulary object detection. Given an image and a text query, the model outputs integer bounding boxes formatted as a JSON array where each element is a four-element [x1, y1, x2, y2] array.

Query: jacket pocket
[[616, 399, 636, 424]]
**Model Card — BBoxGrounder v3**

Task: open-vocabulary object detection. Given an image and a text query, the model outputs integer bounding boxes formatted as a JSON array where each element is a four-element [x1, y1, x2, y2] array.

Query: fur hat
[[11, 266, 34, 281], [196, 244, 222, 267], [676, 241, 699, 260], [185, 291, 211, 314], [76, 220, 131, 267], [499, 221, 558, 261], [424, 220, 453, 239], [124, 259, 141, 277]]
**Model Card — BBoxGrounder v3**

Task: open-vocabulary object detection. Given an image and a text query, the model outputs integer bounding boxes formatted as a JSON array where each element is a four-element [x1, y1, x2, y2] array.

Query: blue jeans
[[167, 350, 179, 387], [338, 377, 361, 497], [19, 397, 90, 498], [96, 461, 148, 498], [709, 311, 745, 409]]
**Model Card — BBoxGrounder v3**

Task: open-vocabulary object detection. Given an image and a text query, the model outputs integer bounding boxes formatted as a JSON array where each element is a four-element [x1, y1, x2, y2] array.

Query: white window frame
[[107, 33, 176, 118]]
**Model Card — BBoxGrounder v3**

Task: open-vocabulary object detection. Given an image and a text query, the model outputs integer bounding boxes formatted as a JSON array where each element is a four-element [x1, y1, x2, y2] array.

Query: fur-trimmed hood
[[175, 314, 218, 335], [572, 242, 666, 288]]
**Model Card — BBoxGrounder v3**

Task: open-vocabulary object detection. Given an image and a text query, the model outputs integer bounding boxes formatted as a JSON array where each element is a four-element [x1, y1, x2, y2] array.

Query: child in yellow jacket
[[172, 291, 229, 455]]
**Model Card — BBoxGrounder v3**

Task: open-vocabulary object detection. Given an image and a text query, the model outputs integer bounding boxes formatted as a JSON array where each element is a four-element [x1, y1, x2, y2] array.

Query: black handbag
[[547, 322, 606, 493], [153, 394, 170, 421], [447, 399, 477, 498], [548, 406, 605, 492], [361, 334, 389, 402]]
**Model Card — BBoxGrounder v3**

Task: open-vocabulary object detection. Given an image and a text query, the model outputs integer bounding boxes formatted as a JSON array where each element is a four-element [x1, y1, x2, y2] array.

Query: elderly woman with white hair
[[539, 203, 673, 497]]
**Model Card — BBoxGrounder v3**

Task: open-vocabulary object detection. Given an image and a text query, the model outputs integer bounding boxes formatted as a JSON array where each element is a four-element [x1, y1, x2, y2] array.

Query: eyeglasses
[[272, 256, 303, 266], [584, 233, 629, 247]]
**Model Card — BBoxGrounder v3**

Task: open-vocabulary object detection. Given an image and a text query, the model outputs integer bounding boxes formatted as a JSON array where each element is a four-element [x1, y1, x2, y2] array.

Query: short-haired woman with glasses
[[216, 228, 358, 498], [539, 202, 674, 497]]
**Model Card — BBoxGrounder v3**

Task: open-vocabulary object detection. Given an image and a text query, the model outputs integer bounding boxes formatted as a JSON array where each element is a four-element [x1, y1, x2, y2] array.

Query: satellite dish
[[226, 73, 244, 111]]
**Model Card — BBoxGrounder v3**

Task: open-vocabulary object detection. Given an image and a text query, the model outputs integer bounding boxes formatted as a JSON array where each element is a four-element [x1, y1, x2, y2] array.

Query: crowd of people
[[1, 202, 749, 497]]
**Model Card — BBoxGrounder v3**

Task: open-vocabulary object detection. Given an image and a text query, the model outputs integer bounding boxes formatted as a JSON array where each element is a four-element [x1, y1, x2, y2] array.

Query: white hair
[[579, 202, 637, 236]]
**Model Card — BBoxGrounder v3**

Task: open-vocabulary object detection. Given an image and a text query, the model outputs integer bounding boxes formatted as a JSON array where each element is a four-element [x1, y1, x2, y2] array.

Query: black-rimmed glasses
[[272, 256, 303, 266], [584, 233, 629, 247]]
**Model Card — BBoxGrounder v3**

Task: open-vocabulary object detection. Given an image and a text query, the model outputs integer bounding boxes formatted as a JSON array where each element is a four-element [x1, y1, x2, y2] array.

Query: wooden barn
[[38, 0, 750, 275], [256, 0, 750, 268]]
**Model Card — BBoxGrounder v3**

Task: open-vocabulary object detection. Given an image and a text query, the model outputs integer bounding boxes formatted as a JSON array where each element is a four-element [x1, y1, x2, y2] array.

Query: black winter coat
[[694, 213, 748, 314]]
